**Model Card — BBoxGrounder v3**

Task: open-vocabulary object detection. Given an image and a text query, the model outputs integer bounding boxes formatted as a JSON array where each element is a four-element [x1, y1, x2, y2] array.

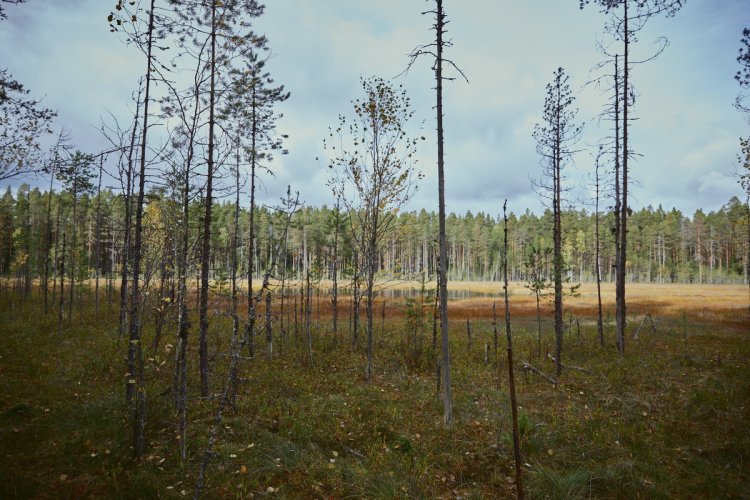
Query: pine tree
[[533, 67, 582, 377], [580, 0, 685, 353]]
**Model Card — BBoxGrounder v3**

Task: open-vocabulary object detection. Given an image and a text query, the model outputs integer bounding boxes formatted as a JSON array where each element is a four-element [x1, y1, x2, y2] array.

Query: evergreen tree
[[533, 67, 582, 377]]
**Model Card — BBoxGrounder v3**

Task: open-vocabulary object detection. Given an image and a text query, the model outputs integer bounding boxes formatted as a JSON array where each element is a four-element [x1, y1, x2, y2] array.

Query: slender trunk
[[365, 245, 375, 381], [245, 87, 258, 359], [595, 160, 604, 346], [23, 193, 31, 297], [94, 156, 103, 315], [68, 178, 77, 322], [746, 196, 750, 318], [503, 201, 524, 500], [616, 3, 629, 355], [294, 290, 298, 343], [58, 233, 66, 335], [120, 85, 142, 343], [553, 76, 563, 379], [353, 250, 360, 348], [536, 294, 541, 357], [432, 269, 439, 351], [331, 199, 340, 347], [198, 1, 218, 398], [53, 195, 63, 304], [265, 291, 272, 357], [43, 166, 55, 314], [228, 143, 242, 404], [436, 0, 453, 426], [152, 255, 168, 352], [492, 300, 498, 354], [306, 270, 313, 366], [173, 60, 201, 461], [126, 0, 155, 458]]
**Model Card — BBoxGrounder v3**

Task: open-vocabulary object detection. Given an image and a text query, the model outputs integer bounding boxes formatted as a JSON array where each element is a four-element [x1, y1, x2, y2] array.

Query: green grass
[[0, 292, 749, 498]]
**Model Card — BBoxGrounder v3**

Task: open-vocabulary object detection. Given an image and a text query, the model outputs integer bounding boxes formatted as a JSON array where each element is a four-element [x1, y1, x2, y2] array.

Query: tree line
[[1, 184, 747, 293]]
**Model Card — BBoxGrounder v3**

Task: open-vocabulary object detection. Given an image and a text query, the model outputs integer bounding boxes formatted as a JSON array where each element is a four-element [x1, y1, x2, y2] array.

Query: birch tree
[[328, 76, 421, 382]]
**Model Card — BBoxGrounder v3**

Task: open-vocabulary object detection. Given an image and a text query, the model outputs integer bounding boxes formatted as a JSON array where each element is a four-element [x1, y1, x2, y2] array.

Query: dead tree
[[404, 0, 468, 426], [580, 0, 685, 354], [503, 200, 524, 499]]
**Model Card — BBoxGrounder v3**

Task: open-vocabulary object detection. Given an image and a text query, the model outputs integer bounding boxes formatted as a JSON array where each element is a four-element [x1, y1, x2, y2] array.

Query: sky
[[0, 0, 748, 218]]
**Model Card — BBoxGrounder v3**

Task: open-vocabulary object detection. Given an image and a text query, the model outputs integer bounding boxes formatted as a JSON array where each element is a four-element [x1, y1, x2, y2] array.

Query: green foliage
[[0, 189, 748, 285], [524, 244, 552, 300]]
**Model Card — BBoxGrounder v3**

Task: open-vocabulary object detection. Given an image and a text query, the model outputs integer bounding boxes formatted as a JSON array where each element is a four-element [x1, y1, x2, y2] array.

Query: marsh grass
[[0, 285, 748, 498]]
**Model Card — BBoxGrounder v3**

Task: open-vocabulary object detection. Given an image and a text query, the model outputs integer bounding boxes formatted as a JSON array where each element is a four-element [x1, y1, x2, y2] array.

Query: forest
[[1, 187, 749, 290], [1, 0, 750, 498]]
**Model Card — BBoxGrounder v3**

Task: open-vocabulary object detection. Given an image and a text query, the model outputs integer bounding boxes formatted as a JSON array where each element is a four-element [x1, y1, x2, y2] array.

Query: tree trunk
[[198, 0, 218, 398], [43, 165, 55, 314], [119, 85, 141, 344], [125, 0, 155, 458], [503, 200, 524, 500], [331, 199, 339, 348], [435, 0, 453, 426], [616, 3, 629, 355], [553, 76, 563, 379], [58, 233, 66, 336], [94, 156, 103, 315], [595, 158, 604, 347]]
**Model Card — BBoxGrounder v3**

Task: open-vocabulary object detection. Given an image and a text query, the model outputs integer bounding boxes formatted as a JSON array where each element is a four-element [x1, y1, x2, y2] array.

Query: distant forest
[[2, 184, 748, 290]]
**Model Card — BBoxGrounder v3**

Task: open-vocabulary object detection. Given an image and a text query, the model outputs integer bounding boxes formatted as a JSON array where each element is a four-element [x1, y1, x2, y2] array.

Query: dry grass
[[237, 280, 749, 322]]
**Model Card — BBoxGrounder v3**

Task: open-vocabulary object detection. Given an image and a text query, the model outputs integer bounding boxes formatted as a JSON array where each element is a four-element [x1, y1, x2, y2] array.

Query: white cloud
[[0, 0, 747, 217]]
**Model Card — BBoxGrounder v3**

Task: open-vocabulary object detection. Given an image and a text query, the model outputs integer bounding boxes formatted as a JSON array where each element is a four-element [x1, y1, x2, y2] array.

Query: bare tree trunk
[[94, 156, 103, 316], [52, 195, 62, 308], [353, 250, 360, 348], [198, 0, 218, 398], [433, 268, 439, 351], [120, 85, 142, 344], [68, 177, 78, 323], [58, 233, 66, 336], [294, 291, 298, 344], [364, 211, 379, 382], [125, 0, 155, 458], [306, 269, 313, 366], [553, 79, 563, 379], [43, 163, 56, 314], [615, 5, 630, 355], [331, 198, 340, 348], [265, 291, 273, 357], [536, 294, 542, 357], [174, 165, 191, 459], [746, 196, 750, 318], [435, 0, 453, 425], [492, 301, 498, 354], [152, 255, 168, 352], [594, 154, 604, 347], [244, 89, 260, 360], [227, 143, 242, 407], [503, 200, 524, 500]]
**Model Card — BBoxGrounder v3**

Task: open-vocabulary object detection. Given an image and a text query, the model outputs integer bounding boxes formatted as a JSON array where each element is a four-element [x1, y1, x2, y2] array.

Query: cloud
[[0, 0, 746, 219]]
